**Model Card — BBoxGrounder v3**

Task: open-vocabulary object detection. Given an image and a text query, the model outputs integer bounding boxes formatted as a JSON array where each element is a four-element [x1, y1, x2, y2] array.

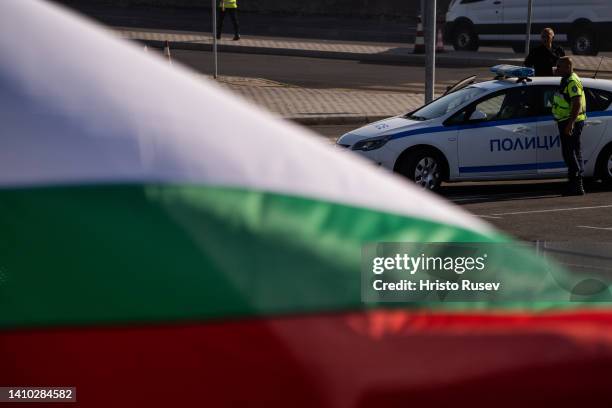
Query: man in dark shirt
[[524, 28, 565, 76]]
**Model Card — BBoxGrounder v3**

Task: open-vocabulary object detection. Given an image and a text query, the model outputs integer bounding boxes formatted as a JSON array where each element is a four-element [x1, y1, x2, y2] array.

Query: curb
[[286, 114, 388, 126], [135, 39, 521, 68]]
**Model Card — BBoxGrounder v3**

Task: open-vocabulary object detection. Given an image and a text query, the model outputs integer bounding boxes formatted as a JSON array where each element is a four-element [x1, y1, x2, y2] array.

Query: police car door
[[536, 85, 611, 176], [455, 86, 538, 178]]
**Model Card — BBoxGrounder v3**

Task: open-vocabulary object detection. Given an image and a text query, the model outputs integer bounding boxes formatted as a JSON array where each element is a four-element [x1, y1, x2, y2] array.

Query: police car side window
[[446, 87, 538, 125], [585, 88, 612, 112], [496, 87, 540, 120], [445, 91, 504, 125], [445, 93, 504, 126], [475, 94, 505, 121]]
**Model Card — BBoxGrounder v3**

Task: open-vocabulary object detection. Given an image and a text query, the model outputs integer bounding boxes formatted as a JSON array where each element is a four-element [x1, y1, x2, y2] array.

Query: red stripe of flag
[[3, 310, 612, 407]]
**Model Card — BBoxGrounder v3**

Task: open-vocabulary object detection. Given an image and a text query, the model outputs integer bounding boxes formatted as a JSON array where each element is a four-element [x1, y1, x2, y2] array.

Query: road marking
[[490, 205, 612, 216], [477, 215, 503, 219], [577, 225, 612, 231]]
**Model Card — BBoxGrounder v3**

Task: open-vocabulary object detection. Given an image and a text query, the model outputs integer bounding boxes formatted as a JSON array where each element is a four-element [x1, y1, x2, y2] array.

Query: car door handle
[[586, 120, 603, 127], [493, 0, 501, 4], [513, 126, 530, 133]]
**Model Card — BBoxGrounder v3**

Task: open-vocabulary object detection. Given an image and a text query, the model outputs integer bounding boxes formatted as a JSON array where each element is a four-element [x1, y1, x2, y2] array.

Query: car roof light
[[490, 65, 535, 83]]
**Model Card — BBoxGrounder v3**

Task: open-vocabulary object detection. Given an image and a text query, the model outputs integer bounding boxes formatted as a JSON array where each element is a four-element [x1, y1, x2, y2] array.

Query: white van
[[444, 0, 612, 55]]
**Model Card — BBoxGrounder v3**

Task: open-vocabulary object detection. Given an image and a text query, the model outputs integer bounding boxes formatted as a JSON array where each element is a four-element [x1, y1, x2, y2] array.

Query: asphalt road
[[310, 124, 612, 242], [172, 49, 612, 93], [172, 50, 505, 93]]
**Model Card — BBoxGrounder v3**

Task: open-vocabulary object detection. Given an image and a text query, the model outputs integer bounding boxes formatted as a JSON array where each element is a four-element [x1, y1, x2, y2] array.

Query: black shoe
[[562, 178, 585, 196], [575, 177, 586, 195], [233, 34, 240, 41]]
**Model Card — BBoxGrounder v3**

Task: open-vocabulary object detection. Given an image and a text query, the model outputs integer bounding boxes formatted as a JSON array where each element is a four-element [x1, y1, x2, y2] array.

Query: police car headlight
[[352, 136, 390, 151]]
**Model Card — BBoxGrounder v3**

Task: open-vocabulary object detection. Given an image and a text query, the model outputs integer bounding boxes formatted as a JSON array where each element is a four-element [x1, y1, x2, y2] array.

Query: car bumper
[[340, 146, 384, 166]]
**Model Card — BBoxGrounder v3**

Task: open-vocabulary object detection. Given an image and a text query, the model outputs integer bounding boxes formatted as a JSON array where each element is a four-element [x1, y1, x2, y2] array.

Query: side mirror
[[469, 110, 487, 121]]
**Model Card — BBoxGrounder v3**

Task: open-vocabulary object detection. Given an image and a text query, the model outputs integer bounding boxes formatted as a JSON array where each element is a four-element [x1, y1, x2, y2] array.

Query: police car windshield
[[406, 87, 487, 121]]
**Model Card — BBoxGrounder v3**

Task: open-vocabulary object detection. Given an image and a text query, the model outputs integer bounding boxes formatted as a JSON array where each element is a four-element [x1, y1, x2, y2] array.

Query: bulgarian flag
[[2, 1, 612, 406]]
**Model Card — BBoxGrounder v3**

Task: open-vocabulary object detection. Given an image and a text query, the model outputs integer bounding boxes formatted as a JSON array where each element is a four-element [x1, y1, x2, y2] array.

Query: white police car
[[337, 65, 612, 191]]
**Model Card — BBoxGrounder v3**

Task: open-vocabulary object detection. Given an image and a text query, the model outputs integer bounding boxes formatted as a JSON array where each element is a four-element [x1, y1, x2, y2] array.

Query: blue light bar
[[490, 64, 535, 78]]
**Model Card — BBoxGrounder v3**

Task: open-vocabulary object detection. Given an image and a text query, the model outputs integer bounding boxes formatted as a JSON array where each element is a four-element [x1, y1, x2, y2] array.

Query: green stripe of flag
[[0, 184, 606, 330]]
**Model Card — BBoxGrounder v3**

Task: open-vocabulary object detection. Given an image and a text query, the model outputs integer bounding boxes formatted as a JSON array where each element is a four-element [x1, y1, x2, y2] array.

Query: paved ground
[[215, 76, 423, 124], [309, 124, 612, 242]]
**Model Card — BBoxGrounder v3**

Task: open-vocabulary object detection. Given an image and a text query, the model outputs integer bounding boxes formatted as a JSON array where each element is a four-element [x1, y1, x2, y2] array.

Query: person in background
[[216, 0, 240, 41], [552, 56, 587, 196], [524, 28, 565, 76]]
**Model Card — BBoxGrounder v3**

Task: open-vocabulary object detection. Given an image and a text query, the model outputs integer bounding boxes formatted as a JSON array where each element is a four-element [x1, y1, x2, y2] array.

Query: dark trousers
[[217, 8, 239, 36], [557, 119, 584, 179]]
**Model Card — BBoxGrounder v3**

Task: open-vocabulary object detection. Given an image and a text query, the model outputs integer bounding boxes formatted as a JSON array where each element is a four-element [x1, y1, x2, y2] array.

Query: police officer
[[524, 28, 565, 76], [552, 56, 587, 196], [216, 0, 240, 41]]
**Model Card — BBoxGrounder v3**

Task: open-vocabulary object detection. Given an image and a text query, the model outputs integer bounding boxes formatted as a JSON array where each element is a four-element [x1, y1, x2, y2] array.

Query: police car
[[336, 65, 612, 191]]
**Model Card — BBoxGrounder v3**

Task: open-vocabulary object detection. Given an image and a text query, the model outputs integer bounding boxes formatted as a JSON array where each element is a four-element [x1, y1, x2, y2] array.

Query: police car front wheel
[[397, 148, 445, 191]]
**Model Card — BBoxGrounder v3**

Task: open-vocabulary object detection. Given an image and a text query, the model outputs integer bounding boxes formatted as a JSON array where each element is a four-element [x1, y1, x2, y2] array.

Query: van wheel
[[597, 145, 612, 186], [397, 148, 445, 191], [452, 24, 479, 51], [571, 28, 598, 55]]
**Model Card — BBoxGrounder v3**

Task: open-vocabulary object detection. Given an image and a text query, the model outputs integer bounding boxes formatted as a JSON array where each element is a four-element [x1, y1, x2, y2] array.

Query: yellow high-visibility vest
[[220, 0, 237, 8], [552, 72, 586, 122]]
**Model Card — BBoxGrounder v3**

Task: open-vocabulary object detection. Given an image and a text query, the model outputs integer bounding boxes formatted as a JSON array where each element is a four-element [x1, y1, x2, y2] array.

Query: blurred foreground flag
[[1, 1, 612, 407]]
